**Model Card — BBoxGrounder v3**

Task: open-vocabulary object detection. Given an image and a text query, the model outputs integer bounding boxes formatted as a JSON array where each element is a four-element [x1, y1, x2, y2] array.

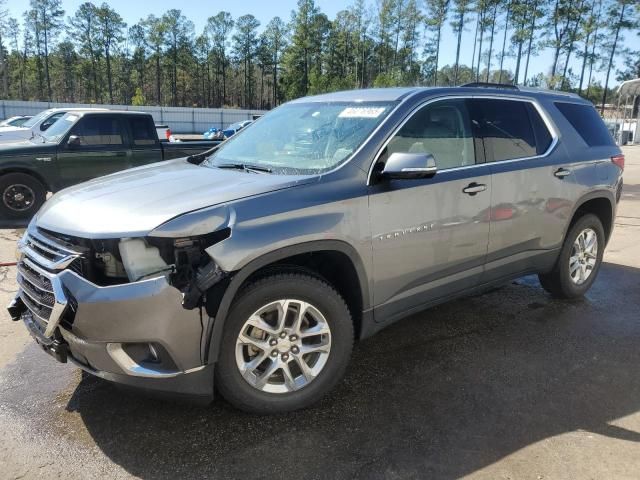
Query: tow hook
[[7, 297, 25, 322]]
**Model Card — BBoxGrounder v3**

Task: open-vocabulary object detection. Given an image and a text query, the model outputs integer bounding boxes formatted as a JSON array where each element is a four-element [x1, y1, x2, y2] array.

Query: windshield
[[204, 101, 395, 174], [22, 110, 54, 128], [39, 113, 78, 142]]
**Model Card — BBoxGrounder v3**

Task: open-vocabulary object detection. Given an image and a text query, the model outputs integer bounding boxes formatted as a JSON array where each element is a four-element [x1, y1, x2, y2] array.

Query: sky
[[4, 0, 637, 87]]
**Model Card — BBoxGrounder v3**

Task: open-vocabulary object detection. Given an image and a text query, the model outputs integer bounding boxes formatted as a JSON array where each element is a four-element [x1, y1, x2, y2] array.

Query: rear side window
[[473, 99, 538, 162], [130, 117, 157, 145], [554, 102, 615, 147]]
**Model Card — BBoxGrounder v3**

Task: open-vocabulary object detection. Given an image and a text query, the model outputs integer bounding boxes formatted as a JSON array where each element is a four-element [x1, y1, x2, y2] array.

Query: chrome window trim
[[366, 94, 560, 186]]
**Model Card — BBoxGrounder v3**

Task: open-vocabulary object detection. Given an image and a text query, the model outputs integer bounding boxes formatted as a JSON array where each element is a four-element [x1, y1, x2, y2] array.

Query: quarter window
[[554, 102, 615, 147], [383, 99, 476, 170], [70, 117, 124, 146]]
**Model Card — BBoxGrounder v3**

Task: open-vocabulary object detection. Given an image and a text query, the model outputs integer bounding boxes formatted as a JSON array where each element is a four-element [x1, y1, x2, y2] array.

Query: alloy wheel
[[569, 227, 598, 285], [235, 299, 332, 394]]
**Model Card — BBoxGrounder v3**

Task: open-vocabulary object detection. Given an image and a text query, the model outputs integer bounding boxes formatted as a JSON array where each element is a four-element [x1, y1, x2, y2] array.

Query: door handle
[[554, 168, 571, 178], [462, 182, 487, 195], [115, 151, 127, 157]]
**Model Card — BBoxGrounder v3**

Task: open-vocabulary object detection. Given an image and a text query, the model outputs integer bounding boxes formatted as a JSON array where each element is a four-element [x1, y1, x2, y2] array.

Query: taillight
[[166, 128, 171, 140], [611, 154, 625, 170]]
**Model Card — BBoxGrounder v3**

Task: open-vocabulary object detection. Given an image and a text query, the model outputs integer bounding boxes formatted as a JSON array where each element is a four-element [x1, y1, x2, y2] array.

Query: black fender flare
[[204, 240, 371, 364], [0, 167, 51, 192]]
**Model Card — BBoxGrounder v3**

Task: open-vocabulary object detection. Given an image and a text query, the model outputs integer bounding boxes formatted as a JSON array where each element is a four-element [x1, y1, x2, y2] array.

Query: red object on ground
[[0, 262, 17, 267]]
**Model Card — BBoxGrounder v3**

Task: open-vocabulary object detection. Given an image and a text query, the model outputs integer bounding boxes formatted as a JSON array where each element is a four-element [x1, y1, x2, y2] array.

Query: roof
[[61, 109, 149, 116], [286, 85, 587, 104], [46, 107, 109, 112], [617, 78, 640, 97], [288, 87, 421, 103]]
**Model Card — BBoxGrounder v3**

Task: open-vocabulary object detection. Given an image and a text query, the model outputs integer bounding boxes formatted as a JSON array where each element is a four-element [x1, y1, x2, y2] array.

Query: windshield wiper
[[216, 163, 272, 174]]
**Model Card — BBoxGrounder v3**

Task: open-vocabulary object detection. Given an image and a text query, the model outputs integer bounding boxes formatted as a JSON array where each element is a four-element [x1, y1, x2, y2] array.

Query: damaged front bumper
[[8, 227, 215, 401]]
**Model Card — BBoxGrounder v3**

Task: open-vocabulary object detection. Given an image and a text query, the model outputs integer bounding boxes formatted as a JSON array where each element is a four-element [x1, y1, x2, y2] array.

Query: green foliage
[[131, 86, 145, 106], [0, 0, 637, 109]]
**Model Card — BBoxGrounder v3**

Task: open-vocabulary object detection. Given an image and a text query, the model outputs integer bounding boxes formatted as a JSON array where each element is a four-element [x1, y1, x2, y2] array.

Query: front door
[[369, 98, 491, 324], [56, 115, 131, 188]]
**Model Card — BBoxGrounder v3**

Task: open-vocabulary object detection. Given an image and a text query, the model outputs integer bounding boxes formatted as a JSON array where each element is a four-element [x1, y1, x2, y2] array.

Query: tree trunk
[[476, 10, 485, 81], [514, 40, 523, 84], [454, 11, 465, 86], [106, 47, 114, 104], [560, 0, 585, 90], [523, 1, 538, 85], [498, 2, 511, 84], [434, 26, 441, 86], [485, 3, 498, 82], [155, 51, 161, 104], [471, 13, 479, 76], [601, 2, 626, 113], [585, 0, 602, 97], [43, 18, 52, 101]]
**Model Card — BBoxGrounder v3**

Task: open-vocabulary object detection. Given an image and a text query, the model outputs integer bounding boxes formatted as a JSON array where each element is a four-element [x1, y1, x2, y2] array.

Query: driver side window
[[383, 99, 476, 170]]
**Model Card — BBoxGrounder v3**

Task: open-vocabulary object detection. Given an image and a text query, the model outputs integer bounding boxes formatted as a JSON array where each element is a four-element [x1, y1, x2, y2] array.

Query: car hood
[[36, 158, 318, 238], [0, 140, 54, 156], [0, 126, 31, 136]]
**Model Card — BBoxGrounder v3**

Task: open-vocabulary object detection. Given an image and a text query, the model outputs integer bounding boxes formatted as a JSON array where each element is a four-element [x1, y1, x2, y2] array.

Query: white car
[[0, 116, 32, 127], [0, 108, 107, 143]]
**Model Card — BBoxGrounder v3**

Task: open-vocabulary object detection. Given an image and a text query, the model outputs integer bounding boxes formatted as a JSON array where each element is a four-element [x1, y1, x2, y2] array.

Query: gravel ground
[[0, 146, 639, 480]]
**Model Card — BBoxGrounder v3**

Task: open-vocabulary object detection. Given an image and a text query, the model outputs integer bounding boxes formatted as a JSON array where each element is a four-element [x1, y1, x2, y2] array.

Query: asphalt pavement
[[1, 146, 639, 479]]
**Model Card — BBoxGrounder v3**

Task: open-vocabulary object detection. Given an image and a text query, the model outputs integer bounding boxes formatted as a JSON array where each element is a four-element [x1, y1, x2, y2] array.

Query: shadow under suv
[[8, 84, 624, 413]]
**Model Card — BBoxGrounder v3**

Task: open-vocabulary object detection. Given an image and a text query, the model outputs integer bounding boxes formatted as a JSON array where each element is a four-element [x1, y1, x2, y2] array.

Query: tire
[[0, 173, 47, 220], [215, 273, 354, 414], [538, 213, 605, 298]]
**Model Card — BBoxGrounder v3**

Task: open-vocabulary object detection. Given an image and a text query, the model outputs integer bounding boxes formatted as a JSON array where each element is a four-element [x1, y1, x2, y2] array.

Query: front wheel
[[0, 173, 47, 220], [215, 273, 354, 414], [538, 213, 605, 298]]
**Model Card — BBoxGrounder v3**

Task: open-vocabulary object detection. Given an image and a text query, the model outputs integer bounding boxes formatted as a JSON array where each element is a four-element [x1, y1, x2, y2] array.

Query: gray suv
[[8, 84, 624, 413]]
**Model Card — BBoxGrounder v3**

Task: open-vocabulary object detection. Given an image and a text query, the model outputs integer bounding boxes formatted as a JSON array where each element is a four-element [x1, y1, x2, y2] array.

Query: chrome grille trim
[[17, 259, 54, 293], [18, 290, 51, 325], [18, 228, 82, 271], [17, 227, 73, 338], [16, 274, 55, 309]]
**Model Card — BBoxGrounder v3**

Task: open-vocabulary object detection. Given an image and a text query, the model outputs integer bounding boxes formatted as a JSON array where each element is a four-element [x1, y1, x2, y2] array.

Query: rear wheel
[[215, 273, 353, 414], [538, 213, 605, 298], [0, 173, 47, 220]]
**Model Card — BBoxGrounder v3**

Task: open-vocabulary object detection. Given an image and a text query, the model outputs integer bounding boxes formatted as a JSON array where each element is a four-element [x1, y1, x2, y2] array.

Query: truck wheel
[[538, 213, 605, 298], [0, 173, 46, 220], [215, 273, 354, 414]]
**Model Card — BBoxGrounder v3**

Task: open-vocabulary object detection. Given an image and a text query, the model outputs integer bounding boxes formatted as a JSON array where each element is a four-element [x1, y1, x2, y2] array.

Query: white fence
[[0, 100, 267, 134]]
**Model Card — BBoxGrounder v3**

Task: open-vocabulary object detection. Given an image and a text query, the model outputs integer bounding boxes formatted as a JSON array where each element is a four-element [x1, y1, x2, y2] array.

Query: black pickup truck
[[0, 109, 218, 219]]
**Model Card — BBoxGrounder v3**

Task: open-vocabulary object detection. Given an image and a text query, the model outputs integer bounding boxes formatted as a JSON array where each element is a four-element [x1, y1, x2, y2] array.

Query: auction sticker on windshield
[[338, 107, 386, 118]]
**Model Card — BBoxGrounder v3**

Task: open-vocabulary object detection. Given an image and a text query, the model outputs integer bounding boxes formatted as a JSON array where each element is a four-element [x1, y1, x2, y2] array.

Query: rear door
[[369, 97, 492, 323], [473, 97, 576, 282], [56, 114, 131, 188], [127, 116, 163, 168]]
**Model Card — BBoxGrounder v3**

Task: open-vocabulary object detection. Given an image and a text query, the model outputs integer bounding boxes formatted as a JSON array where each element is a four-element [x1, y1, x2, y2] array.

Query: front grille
[[16, 228, 84, 338]]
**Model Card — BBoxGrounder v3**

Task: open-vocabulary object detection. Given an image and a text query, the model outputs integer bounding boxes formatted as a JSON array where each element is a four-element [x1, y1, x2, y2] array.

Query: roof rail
[[460, 82, 519, 90]]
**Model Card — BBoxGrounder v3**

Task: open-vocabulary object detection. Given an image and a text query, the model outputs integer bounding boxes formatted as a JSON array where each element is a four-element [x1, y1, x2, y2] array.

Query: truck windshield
[[204, 101, 396, 174], [39, 113, 78, 142]]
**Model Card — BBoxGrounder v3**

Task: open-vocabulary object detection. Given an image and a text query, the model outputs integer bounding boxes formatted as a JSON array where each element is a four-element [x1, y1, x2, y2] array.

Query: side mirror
[[381, 152, 437, 180], [67, 135, 81, 147]]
